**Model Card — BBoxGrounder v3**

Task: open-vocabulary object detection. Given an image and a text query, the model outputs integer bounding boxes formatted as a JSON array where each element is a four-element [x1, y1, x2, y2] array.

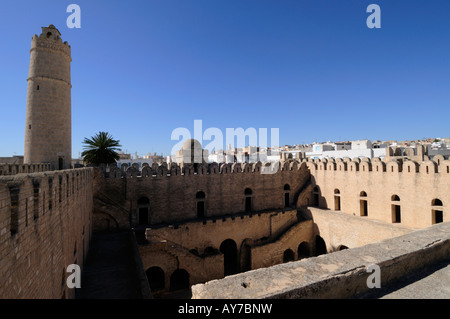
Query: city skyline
[[1, 0, 449, 158]]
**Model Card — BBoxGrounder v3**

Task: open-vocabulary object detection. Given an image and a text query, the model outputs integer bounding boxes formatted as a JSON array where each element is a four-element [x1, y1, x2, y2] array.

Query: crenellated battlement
[[93, 159, 312, 229], [0, 167, 93, 298], [0, 167, 93, 237], [98, 154, 450, 179], [308, 155, 449, 229], [101, 160, 308, 179], [304, 155, 450, 175], [0, 163, 52, 176], [30, 24, 71, 60]]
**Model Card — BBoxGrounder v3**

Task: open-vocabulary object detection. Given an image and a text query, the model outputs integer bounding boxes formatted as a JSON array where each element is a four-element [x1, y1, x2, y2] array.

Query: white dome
[[181, 139, 202, 151]]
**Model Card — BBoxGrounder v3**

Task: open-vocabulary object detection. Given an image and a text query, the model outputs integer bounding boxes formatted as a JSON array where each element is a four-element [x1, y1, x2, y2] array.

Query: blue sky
[[0, 0, 449, 157]]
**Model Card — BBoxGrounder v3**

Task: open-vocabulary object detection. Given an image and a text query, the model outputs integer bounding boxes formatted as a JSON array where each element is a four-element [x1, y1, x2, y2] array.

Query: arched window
[[312, 186, 320, 207], [334, 189, 341, 211], [137, 197, 150, 225], [196, 191, 205, 199], [138, 197, 150, 205], [244, 188, 252, 212], [360, 191, 368, 217], [196, 191, 206, 218], [284, 184, 290, 208], [432, 198, 443, 224], [391, 195, 401, 223]]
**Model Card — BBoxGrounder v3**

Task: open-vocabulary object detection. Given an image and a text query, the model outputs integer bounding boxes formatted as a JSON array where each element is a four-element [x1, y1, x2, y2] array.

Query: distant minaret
[[24, 25, 72, 169]]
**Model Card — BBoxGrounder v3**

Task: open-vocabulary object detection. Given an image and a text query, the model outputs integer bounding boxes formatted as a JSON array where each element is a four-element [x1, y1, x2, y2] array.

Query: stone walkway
[[356, 257, 450, 299], [76, 231, 142, 299]]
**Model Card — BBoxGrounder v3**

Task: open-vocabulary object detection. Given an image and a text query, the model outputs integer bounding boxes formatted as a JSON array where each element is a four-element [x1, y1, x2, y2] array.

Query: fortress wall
[[0, 163, 52, 176], [308, 158, 449, 229], [139, 241, 224, 293], [250, 219, 314, 269], [142, 209, 315, 291], [191, 221, 450, 299], [96, 161, 310, 227], [0, 168, 93, 298], [309, 207, 413, 251], [146, 209, 300, 255]]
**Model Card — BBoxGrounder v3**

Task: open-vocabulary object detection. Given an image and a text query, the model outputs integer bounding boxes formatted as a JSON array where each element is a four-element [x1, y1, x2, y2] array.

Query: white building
[[116, 158, 154, 169], [306, 140, 387, 160]]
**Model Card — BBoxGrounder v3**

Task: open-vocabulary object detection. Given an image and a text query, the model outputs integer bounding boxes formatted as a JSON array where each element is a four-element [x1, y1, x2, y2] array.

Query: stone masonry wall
[[309, 207, 413, 251], [94, 160, 311, 229], [0, 168, 93, 299], [191, 221, 450, 299], [308, 157, 449, 229], [0, 163, 52, 176]]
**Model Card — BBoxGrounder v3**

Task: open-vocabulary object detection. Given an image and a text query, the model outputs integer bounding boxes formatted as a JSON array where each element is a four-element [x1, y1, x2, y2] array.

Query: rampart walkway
[[76, 231, 143, 299]]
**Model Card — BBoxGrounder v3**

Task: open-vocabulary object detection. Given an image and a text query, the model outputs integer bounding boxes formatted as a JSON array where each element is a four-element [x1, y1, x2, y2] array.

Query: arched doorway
[[283, 249, 295, 263], [146, 266, 165, 291], [138, 197, 150, 225], [169, 269, 190, 292], [297, 242, 310, 260], [220, 239, 238, 276], [196, 191, 206, 218], [315, 235, 327, 256], [313, 186, 320, 207]]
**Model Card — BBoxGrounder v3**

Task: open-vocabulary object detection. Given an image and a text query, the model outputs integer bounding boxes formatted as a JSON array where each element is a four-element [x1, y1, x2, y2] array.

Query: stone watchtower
[[24, 25, 72, 169]]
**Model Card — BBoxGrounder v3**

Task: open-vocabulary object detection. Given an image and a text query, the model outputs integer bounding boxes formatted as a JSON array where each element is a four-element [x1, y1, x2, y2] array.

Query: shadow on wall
[[92, 208, 119, 233], [293, 174, 329, 256], [296, 206, 328, 257], [294, 174, 328, 210]]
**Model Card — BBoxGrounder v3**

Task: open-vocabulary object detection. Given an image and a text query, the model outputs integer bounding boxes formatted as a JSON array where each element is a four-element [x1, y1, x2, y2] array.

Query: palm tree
[[81, 131, 122, 166]]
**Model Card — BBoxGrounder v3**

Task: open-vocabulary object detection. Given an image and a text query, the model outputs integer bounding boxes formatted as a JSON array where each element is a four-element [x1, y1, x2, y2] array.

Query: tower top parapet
[[30, 24, 71, 58]]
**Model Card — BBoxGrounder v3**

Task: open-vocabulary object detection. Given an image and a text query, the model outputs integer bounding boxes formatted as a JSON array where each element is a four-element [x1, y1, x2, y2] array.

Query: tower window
[[245, 188, 253, 212], [46, 32, 52, 38], [196, 191, 206, 218], [36, 85, 39, 90], [29, 125, 31, 130]]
